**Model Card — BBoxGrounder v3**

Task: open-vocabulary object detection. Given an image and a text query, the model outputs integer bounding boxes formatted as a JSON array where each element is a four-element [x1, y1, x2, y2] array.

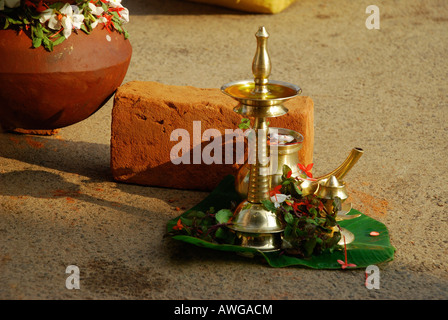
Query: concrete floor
[[1, 0, 447, 299]]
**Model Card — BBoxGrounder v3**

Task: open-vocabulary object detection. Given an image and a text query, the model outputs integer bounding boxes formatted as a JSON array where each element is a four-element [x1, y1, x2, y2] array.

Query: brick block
[[111, 81, 314, 191]]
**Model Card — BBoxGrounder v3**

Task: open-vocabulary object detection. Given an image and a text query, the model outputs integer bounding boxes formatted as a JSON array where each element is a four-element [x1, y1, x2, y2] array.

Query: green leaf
[[215, 209, 233, 224], [42, 36, 54, 51], [81, 24, 90, 34], [215, 227, 235, 244], [180, 216, 193, 227], [34, 24, 43, 38], [282, 164, 292, 177], [261, 200, 277, 213], [52, 35, 66, 46], [284, 225, 293, 238], [238, 118, 251, 130], [333, 197, 342, 213], [32, 37, 42, 48], [284, 212, 294, 224], [168, 175, 396, 269], [305, 218, 318, 226], [303, 238, 317, 257], [123, 29, 129, 39], [293, 183, 302, 196], [187, 211, 206, 219]]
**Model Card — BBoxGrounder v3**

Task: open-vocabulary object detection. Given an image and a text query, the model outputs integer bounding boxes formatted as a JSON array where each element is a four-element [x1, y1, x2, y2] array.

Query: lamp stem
[[247, 117, 270, 203]]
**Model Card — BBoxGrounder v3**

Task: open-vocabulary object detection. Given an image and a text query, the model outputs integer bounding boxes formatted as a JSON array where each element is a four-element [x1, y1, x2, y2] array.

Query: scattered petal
[[370, 231, 380, 236]]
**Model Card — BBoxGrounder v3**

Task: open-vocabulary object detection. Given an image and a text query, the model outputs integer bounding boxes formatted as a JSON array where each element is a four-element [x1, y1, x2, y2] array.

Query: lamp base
[[233, 230, 283, 252], [229, 201, 284, 251]]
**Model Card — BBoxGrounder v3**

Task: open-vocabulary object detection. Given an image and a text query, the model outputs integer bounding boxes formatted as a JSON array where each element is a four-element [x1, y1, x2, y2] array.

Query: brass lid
[[315, 175, 348, 200]]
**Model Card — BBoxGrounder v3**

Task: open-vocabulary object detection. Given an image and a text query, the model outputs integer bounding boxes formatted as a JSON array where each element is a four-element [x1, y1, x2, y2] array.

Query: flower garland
[[0, 0, 129, 51]]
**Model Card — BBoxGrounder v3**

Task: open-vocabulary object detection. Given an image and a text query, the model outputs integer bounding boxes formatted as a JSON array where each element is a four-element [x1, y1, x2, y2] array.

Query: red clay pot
[[0, 26, 132, 130]]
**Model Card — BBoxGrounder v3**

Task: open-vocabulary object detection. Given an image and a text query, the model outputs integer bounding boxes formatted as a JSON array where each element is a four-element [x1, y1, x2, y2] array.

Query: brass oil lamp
[[221, 26, 302, 251]]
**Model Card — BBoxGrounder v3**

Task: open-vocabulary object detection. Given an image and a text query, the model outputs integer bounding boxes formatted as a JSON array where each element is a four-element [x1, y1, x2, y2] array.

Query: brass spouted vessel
[[236, 147, 364, 199]]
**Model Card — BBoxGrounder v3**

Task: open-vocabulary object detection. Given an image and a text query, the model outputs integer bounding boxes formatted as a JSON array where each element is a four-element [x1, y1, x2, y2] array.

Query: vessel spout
[[300, 147, 364, 196]]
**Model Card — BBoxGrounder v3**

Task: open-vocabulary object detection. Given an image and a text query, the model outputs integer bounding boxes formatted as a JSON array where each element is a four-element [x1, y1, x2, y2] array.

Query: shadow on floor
[[0, 169, 159, 218], [0, 132, 200, 216], [0, 132, 110, 181]]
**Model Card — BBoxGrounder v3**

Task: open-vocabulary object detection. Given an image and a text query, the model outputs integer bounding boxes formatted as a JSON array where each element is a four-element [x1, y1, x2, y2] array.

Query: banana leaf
[[166, 175, 396, 269]]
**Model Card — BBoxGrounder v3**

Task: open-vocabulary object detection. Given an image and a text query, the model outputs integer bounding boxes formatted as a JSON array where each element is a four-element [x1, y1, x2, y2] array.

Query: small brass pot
[[235, 127, 303, 199]]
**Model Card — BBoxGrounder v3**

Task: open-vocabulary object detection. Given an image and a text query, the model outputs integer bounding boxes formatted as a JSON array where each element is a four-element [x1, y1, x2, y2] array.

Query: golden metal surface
[[235, 231, 283, 252], [252, 26, 270, 93], [300, 147, 364, 196], [247, 117, 270, 203], [338, 228, 355, 245], [222, 80, 301, 106], [314, 176, 355, 244], [220, 26, 301, 251], [235, 127, 303, 199], [233, 103, 289, 118], [315, 175, 348, 216], [231, 202, 284, 233], [336, 202, 361, 221], [315, 175, 348, 201]]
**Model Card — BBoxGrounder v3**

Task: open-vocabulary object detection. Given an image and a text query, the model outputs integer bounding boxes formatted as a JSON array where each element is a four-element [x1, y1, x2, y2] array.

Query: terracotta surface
[[0, 27, 132, 130], [111, 81, 314, 191]]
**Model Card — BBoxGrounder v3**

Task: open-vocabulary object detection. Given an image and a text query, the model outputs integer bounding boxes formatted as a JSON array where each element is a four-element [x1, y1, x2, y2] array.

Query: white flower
[[40, 3, 84, 39], [107, 0, 129, 23], [269, 132, 294, 145], [70, 5, 85, 30], [270, 194, 291, 208], [118, 7, 129, 23], [88, 2, 104, 17], [108, 0, 123, 8], [39, 8, 58, 27], [90, 16, 107, 29]]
